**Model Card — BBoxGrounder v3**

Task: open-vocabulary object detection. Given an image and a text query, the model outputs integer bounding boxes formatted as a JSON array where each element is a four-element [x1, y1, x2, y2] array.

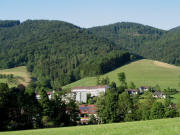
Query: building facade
[[72, 85, 108, 103]]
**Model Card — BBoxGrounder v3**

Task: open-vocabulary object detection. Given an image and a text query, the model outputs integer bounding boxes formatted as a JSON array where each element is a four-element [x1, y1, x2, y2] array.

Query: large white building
[[72, 85, 109, 103]]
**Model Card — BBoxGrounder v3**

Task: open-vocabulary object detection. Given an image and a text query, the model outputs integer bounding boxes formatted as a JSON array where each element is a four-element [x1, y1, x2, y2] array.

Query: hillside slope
[[1, 20, 180, 88], [65, 59, 180, 89], [89, 22, 166, 53], [0, 66, 31, 87], [169, 26, 180, 32], [1, 118, 180, 135], [0, 20, 130, 87], [139, 30, 180, 65], [89, 22, 180, 66]]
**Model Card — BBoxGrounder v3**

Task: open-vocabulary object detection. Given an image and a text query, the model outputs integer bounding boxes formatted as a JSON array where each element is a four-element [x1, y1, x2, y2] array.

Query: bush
[[88, 114, 98, 125], [7, 121, 18, 130], [41, 116, 55, 128]]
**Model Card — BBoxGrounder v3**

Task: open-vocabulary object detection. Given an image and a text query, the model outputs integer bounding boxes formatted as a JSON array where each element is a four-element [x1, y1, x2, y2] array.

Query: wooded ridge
[[0, 20, 180, 88]]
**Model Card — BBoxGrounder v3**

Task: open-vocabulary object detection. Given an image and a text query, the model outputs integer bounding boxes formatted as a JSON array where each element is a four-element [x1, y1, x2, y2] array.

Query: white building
[[72, 85, 109, 103]]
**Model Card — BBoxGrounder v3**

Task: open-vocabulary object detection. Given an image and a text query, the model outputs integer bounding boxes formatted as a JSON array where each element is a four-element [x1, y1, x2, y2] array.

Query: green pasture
[[0, 66, 31, 87], [65, 59, 180, 90], [1, 118, 180, 135]]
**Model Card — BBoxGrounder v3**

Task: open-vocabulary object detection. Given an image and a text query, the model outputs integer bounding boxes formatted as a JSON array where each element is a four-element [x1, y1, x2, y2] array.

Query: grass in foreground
[[1, 118, 180, 135], [65, 59, 180, 90], [0, 66, 31, 87]]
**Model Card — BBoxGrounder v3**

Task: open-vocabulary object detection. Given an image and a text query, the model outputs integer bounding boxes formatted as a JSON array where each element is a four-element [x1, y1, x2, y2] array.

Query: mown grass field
[[0, 66, 31, 87], [1, 118, 180, 135], [65, 59, 180, 90]]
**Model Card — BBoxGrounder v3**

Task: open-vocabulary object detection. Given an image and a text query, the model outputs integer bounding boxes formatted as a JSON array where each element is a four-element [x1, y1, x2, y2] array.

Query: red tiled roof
[[153, 91, 165, 96], [79, 104, 97, 114], [72, 85, 107, 90]]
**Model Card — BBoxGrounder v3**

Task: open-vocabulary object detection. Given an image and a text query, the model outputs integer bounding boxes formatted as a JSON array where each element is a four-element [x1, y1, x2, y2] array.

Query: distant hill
[[89, 22, 166, 53], [169, 26, 180, 32], [0, 20, 20, 27], [89, 22, 180, 66], [65, 59, 180, 90], [0, 20, 131, 88], [0, 20, 180, 88], [138, 30, 180, 65]]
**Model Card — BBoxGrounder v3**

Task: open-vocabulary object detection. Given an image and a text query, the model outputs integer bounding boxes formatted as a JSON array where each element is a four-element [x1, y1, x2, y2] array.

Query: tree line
[[0, 20, 133, 88], [0, 83, 79, 131], [89, 22, 180, 66]]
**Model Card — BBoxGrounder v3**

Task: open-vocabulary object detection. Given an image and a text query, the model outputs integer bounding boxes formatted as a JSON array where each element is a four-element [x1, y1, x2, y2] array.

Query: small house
[[153, 91, 166, 99], [126, 89, 139, 95], [79, 104, 97, 124]]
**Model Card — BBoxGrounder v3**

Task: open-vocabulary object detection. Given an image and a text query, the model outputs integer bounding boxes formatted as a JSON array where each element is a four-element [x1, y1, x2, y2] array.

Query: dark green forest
[[0, 20, 131, 88], [89, 22, 180, 65], [0, 20, 180, 88], [0, 83, 79, 130]]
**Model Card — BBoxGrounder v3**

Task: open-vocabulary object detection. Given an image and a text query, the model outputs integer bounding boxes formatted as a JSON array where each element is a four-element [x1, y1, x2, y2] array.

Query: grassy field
[[0, 66, 31, 87], [1, 118, 180, 135], [65, 59, 180, 90]]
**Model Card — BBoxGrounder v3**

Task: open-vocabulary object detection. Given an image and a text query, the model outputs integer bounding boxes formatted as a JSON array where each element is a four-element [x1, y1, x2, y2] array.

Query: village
[[35, 84, 167, 124]]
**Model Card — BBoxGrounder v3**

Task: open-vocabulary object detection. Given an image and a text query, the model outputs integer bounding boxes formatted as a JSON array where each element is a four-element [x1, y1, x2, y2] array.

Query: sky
[[0, 0, 180, 30]]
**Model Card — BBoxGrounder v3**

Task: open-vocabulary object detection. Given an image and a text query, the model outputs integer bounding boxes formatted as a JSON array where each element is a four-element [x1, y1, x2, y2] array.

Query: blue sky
[[0, 0, 180, 30]]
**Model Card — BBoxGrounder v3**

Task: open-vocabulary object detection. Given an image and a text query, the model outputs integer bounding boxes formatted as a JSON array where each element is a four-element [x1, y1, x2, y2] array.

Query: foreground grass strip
[[1, 118, 180, 135]]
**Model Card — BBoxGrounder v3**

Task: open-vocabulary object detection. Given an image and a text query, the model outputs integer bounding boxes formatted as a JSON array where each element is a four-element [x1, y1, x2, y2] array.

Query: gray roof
[[153, 91, 165, 96]]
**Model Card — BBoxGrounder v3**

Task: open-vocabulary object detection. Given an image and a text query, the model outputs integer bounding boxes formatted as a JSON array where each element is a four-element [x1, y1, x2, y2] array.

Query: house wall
[[72, 87, 108, 103]]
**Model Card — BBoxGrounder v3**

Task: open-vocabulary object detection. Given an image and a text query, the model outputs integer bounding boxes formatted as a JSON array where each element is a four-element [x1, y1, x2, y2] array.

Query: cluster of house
[[126, 86, 166, 99], [35, 85, 166, 123]]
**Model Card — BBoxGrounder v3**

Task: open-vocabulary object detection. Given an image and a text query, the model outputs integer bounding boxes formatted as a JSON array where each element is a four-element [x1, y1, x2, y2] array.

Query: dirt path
[[154, 61, 178, 69]]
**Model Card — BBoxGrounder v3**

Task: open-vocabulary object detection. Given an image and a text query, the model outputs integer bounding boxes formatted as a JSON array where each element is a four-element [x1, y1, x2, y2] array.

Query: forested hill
[[0, 20, 131, 88], [89, 22, 166, 52], [1, 20, 180, 88], [169, 26, 180, 32], [0, 20, 20, 28], [89, 22, 180, 65], [138, 29, 180, 64]]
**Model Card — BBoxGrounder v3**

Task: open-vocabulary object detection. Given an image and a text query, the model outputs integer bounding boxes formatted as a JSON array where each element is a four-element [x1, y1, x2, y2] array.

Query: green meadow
[[65, 59, 180, 90], [1, 118, 180, 135], [0, 66, 31, 87]]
